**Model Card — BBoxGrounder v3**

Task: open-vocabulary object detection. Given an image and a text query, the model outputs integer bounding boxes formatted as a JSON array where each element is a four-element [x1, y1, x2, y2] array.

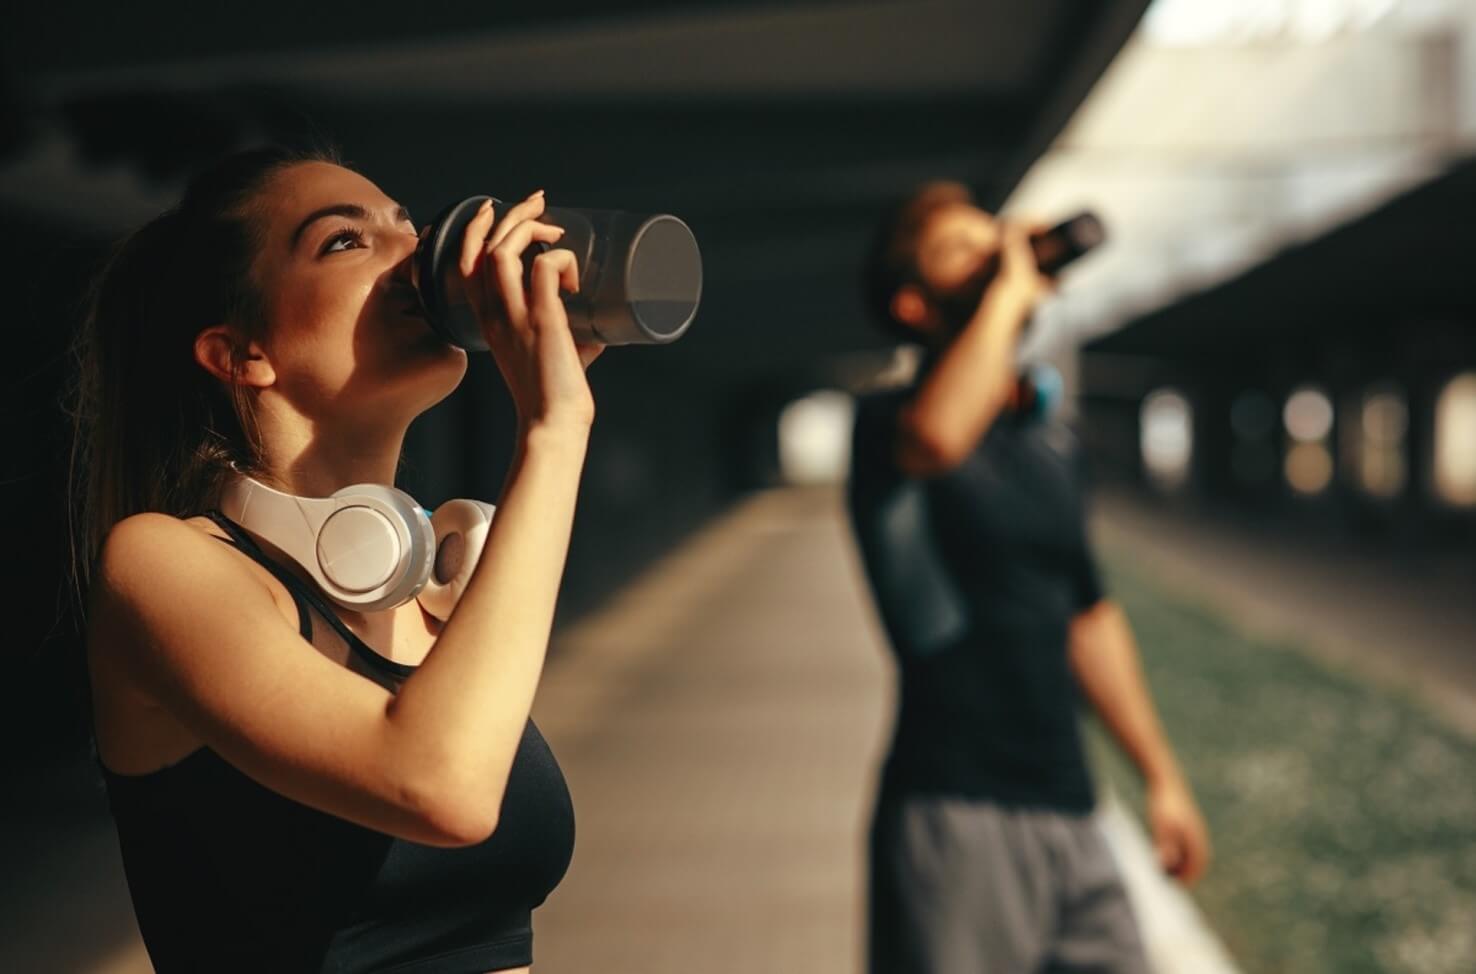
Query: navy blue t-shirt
[[847, 387, 1104, 813]]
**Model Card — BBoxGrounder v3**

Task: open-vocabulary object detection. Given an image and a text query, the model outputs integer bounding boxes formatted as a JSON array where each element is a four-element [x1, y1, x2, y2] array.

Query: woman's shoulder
[[105, 508, 227, 544], [92, 511, 281, 639], [90, 513, 278, 772], [98, 511, 233, 580]]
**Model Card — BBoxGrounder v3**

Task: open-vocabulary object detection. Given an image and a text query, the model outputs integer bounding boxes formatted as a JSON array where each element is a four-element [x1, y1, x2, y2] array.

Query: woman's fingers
[[531, 246, 581, 299], [488, 220, 567, 329], [528, 248, 579, 329], [487, 191, 547, 251], [458, 199, 497, 277], [458, 191, 547, 277]]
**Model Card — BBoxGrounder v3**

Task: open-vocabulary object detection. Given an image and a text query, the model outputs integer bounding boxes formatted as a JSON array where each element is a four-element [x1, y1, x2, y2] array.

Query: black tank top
[[99, 511, 575, 973]]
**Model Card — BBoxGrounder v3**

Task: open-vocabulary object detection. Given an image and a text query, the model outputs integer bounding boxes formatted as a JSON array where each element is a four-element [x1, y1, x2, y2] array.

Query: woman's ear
[[194, 325, 276, 389]]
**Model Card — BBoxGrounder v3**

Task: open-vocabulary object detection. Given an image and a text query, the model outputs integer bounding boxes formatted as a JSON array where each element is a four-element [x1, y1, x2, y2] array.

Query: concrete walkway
[[530, 486, 1235, 973], [530, 487, 889, 972]]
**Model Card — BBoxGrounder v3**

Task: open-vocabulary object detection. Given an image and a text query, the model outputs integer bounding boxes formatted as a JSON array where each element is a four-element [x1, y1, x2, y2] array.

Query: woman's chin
[[362, 337, 465, 408], [419, 345, 470, 402], [398, 318, 469, 364], [410, 340, 468, 387]]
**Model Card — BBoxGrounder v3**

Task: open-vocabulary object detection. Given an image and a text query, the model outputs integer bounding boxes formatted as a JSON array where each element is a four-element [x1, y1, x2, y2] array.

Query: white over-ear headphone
[[219, 473, 495, 620]]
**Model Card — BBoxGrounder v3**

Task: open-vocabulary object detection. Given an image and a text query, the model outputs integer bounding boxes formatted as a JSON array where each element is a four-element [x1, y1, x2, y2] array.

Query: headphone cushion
[[417, 500, 497, 621]]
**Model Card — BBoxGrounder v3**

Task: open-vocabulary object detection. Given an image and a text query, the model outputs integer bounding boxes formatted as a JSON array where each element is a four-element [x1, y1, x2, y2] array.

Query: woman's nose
[[390, 237, 419, 286]]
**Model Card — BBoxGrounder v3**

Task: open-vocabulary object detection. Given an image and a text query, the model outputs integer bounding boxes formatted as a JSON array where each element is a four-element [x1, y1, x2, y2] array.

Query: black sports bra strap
[[204, 510, 416, 681], [204, 518, 313, 642]]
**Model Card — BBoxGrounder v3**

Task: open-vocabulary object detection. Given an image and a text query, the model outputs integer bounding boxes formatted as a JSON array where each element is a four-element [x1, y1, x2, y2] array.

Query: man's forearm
[[1071, 599, 1213, 883], [896, 287, 1031, 475], [1069, 599, 1185, 789]]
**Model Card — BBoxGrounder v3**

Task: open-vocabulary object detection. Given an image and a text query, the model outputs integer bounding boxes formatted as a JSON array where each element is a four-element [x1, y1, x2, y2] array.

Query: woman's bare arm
[[96, 419, 585, 848]]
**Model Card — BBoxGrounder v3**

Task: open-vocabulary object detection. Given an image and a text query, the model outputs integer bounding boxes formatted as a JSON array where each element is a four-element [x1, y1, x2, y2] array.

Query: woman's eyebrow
[[291, 203, 414, 249]]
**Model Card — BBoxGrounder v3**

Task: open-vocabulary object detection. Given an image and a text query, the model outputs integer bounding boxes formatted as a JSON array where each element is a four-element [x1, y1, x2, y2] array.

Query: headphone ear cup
[[417, 500, 497, 621], [320, 484, 435, 612]]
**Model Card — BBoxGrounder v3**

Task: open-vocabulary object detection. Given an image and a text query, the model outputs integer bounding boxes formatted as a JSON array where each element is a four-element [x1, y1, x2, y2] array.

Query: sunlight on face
[[246, 162, 467, 426]]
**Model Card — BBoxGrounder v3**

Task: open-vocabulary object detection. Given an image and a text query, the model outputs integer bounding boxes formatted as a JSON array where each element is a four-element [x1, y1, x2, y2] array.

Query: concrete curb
[[1096, 791, 1242, 974]]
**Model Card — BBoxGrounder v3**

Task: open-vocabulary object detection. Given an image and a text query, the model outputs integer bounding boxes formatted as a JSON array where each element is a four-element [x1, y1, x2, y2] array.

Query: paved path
[[531, 487, 890, 972]]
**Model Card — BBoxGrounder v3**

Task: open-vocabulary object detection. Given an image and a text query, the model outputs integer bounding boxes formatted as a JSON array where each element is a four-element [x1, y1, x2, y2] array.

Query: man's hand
[[1148, 778, 1212, 886], [1068, 601, 1213, 886], [987, 220, 1055, 317]]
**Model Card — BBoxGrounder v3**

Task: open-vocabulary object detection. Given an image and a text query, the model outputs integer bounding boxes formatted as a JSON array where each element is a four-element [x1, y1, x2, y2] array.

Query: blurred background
[[3, 1, 1473, 971]]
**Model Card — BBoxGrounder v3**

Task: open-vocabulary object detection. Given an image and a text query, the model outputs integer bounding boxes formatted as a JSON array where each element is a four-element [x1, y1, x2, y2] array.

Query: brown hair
[[861, 180, 976, 340], [65, 142, 341, 611]]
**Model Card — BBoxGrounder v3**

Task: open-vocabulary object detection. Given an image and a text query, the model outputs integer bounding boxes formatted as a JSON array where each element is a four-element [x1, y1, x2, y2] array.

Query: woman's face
[[246, 161, 467, 427]]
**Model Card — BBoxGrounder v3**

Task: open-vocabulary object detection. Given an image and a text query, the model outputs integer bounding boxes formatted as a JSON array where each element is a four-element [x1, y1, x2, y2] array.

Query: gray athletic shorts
[[869, 796, 1152, 974]]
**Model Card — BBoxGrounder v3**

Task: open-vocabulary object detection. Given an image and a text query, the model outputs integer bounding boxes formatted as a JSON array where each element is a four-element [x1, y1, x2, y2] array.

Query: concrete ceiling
[[1084, 155, 1476, 362]]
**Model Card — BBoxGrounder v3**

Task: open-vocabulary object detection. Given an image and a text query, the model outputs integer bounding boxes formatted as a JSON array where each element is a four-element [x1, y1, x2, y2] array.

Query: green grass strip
[[1088, 553, 1476, 974]]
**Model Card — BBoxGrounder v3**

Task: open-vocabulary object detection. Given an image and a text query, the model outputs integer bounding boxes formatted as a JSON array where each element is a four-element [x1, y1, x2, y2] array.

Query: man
[[847, 181, 1210, 974]]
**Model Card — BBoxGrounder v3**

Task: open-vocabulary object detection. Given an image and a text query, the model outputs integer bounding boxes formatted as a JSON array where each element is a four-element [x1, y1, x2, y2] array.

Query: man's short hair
[[861, 180, 977, 341]]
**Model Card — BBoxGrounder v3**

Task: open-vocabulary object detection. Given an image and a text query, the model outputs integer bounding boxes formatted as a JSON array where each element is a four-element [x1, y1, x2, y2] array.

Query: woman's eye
[[321, 227, 365, 255]]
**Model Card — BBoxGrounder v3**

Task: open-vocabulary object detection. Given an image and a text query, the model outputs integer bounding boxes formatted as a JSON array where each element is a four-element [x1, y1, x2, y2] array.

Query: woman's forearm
[[383, 420, 589, 829]]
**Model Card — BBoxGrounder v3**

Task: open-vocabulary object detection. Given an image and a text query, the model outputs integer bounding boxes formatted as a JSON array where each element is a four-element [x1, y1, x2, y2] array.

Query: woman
[[71, 144, 601, 973]]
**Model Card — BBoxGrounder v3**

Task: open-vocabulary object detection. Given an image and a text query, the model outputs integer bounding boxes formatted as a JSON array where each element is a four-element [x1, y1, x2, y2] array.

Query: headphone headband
[[219, 471, 494, 620]]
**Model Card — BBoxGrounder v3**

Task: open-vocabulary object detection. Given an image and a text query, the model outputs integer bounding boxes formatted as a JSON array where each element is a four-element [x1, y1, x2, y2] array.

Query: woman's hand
[[457, 190, 604, 430]]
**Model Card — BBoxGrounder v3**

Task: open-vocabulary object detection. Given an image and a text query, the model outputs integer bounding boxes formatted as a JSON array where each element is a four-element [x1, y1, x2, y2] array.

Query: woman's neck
[[256, 413, 411, 498]]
